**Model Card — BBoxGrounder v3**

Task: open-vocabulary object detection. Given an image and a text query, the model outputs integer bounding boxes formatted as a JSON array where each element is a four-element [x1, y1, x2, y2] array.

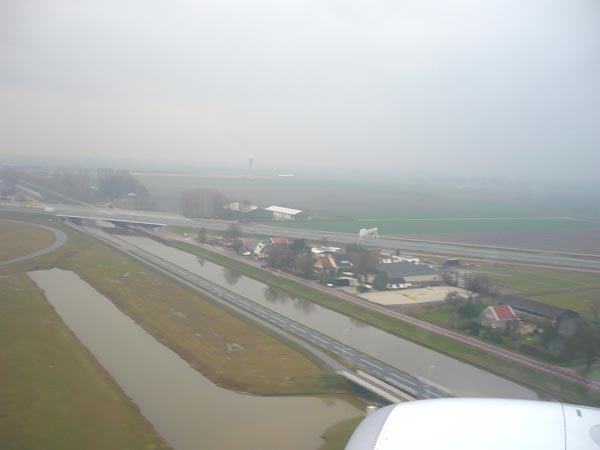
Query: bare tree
[[294, 254, 314, 278], [351, 250, 378, 280], [445, 291, 463, 308], [225, 223, 241, 241], [180, 188, 228, 218], [268, 244, 294, 269]]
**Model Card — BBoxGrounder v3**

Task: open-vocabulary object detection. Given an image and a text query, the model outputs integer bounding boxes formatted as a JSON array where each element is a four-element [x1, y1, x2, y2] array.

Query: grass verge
[[318, 416, 363, 450]]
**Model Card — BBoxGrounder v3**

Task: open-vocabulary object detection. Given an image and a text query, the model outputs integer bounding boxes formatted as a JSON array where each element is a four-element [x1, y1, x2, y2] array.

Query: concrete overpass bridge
[[57, 213, 167, 228]]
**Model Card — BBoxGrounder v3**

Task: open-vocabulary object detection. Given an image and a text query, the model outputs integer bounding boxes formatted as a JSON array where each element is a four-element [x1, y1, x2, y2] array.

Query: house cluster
[[234, 236, 444, 292], [310, 248, 355, 280], [238, 237, 290, 259], [480, 295, 579, 331], [222, 202, 310, 221]]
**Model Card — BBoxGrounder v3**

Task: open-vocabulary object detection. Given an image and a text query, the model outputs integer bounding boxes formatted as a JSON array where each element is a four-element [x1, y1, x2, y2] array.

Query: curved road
[[0, 219, 67, 266]]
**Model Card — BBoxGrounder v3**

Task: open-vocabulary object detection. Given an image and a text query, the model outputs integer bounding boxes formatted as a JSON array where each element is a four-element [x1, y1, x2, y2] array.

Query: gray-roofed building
[[241, 238, 262, 253], [332, 253, 353, 268], [496, 295, 579, 325], [377, 262, 440, 289]]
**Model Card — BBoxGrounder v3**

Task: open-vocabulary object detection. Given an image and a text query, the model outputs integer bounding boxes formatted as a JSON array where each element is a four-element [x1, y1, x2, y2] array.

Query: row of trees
[[0, 167, 19, 197], [541, 319, 599, 369], [180, 188, 228, 218], [443, 272, 499, 297], [267, 239, 312, 278], [97, 169, 149, 200], [20, 168, 150, 205], [345, 244, 378, 281], [0, 166, 18, 185]]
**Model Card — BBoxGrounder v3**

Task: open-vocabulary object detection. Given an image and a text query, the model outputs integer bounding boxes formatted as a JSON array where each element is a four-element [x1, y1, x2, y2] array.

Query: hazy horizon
[[2, 0, 599, 181]]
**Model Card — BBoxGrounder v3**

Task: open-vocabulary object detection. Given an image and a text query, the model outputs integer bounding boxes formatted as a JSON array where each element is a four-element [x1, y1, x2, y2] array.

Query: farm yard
[[474, 264, 600, 321], [348, 286, 473, 306]]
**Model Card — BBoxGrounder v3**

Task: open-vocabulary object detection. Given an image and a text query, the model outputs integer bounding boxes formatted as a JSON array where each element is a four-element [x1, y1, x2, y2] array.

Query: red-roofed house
[[270, 237, 289, 245], [481, 305, 519, 331]]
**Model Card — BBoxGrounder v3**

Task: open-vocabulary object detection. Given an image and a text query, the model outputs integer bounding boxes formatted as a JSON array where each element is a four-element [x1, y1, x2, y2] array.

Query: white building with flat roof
[[265, 205, 305, 220]]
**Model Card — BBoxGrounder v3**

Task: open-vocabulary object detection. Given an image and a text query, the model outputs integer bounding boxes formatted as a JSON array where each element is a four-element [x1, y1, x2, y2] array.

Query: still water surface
[[29, 269, 361, 450], [117, 234, 540, 400]]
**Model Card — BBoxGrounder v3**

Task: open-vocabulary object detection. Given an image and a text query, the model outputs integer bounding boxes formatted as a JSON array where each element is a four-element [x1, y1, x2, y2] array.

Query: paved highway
[[99, 230, 448, 400], [4, 203, 600, 270]]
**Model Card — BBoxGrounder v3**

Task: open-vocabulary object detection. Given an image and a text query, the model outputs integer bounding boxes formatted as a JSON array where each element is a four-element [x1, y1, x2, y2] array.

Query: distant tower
[[248, 156, 254, 172]]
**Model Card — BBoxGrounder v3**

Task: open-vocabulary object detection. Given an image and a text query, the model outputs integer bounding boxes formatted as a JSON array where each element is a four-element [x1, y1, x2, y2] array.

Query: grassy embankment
[[0, 220, 56, 260], [0, 219, 171, 450], [171, 240, 600, 407], [318, 416, 363, 450], [1, 212, 354, 449]]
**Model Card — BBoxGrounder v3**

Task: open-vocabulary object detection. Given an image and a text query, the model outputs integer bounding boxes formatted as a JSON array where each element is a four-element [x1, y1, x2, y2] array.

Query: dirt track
[[0, 219, 67, 266]]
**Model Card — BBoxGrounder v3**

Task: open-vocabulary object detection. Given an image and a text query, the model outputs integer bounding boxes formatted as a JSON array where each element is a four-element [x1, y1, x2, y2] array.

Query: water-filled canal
[[115, 235, 540, 400], [29, 269, 361, 450]]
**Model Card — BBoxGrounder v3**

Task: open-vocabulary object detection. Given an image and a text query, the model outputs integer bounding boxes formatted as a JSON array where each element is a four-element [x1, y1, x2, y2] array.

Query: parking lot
[[344, 285, 472, 306]]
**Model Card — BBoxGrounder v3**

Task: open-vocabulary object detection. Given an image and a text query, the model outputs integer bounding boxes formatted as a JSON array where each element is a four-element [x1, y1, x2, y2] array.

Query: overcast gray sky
[[1, 0, 599, 179]]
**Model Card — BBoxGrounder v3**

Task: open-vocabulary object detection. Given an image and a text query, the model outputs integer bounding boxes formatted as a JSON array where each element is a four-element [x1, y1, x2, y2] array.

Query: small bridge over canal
[[339, 370, 453, 403]]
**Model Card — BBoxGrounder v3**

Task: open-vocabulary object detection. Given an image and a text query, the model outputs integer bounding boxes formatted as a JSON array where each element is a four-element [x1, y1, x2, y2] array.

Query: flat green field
[[527, 292, 599, 320], [136, 173, 600, 222], [479, 265, 600, 295], [0, 221, 55, 260], [263, 217, 595, 235]]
